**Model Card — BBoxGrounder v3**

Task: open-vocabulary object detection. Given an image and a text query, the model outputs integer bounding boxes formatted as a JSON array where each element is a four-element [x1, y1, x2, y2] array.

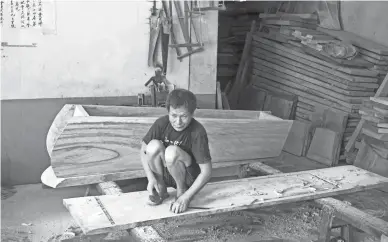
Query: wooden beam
[[249, 162, 388, 240], [228, 20, 256, 109], [63, 165, 388, 235], [317, 205, 335, 242], [216, 82, 223, 109], [315, 198, 388, 239]]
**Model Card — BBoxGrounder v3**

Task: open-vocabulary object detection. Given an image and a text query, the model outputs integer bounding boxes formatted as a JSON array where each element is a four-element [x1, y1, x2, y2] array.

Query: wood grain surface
[[48, 105, 292, 178], [63, 165, 388, 235]]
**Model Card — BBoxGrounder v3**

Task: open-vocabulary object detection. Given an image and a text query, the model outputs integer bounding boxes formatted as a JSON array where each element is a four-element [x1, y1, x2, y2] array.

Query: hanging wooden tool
[[169, 1, 204, 60], [161, 0, 182, 62], [147, 0, 161, 67], [160, 7, 170, 75]]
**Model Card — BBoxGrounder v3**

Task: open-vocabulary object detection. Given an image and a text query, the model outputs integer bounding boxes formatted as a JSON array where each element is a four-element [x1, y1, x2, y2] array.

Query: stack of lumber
[[217, 42, 240, 89], [230, 14, 260, 44], [317, 28, 388, 87], [249, 16, 382, 159], [259, 12, 319, 32], [353, 96, 388, 177]]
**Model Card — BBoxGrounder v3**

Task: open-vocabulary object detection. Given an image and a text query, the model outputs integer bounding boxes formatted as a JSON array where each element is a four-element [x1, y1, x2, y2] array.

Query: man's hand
[[170, 194, 191, 214], [147, 177, 160, 195]]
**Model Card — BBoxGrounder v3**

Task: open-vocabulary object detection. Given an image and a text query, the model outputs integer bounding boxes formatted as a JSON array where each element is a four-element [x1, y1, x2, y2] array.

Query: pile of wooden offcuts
[[354, 96, 388, 177], [222, 12, 388, 167]]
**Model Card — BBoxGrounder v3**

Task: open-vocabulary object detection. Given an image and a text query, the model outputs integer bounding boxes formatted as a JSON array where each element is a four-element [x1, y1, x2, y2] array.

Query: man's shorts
[[163, 163, 201, 189]]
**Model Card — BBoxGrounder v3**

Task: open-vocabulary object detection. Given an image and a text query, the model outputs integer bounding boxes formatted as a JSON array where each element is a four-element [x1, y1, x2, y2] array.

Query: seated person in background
[[140, 88, 212, 214]]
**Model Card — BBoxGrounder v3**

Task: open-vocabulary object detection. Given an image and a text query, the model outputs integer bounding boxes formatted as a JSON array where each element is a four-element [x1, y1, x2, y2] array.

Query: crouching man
[[140, 88, 212, 214]]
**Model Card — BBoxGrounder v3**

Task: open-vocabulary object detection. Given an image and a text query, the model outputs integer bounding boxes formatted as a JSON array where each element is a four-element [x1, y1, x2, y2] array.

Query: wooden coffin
[[41, 104, 293, 188]]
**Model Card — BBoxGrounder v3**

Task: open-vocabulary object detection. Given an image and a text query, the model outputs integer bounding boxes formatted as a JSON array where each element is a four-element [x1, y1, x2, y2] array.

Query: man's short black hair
[[166, 88, 197, 114]]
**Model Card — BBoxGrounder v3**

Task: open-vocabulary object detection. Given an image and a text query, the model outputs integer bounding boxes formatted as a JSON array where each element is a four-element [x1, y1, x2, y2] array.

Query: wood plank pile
[[244, 13, 387, 161], [217, 2, 264, 90], [353, 96, 388, 177], [317, 28, 388, 87]]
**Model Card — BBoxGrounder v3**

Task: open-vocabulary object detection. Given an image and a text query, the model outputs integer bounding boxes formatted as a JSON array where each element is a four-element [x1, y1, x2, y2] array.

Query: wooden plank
[[345, 73, 388, 154], [252, 57, 376, 97], [382, 234, 388, 242], [82, 105, 264, 120], [221, 92, 230, 110], [216, 82, 223, 109], [50, 116, 292, 178], [317, 197, 388, 240], [63, 165, 388, 235], [317, 205, 335, 242], [306, 128, 341, 166], [361, 55, 388, 65], [228, 20, 256, 109], [237, 85, 267, 111], [252, 36, 379, 77], [317, 27, 388, 55], [252, 47, 378, 90], [96, 181, 163, 241], [250, 162, 388, 240], [359, 48, 388, 61], [371, 97, 388, 106], [251, 75, 359, 113], [295, 43, 374, 68], [354, 140, 388, 178], [262, 88, 297, 119], [262, 19, 317, 30], [282, 120, 312, 156], [259, 13, 319, 20], [252, 68, 366, 105], [323, 109, 348, 134]]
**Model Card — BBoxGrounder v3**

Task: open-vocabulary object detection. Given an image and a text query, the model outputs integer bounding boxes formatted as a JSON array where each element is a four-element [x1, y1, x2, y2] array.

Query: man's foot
[[148, 189, 169, 206]]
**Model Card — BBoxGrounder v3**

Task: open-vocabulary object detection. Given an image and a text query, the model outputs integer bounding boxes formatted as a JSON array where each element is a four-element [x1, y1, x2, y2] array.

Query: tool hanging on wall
[[168, 0, 205, 61], [161, 0, 182, 63], [147, 0, 161, 67]]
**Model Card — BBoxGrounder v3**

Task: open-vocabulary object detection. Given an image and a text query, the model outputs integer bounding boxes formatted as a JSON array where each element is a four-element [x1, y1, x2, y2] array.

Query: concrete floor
[[1, 184, 101, 242], [2, 153, 388, 242]]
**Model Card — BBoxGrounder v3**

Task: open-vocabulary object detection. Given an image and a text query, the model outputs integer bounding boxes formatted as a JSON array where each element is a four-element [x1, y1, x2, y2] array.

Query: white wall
[[1, 0, 193, 100]]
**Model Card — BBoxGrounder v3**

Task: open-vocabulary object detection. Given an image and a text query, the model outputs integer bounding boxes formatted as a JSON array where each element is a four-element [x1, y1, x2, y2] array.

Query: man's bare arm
[[140, 141, 155, 181], [183, 162, 212, 200]]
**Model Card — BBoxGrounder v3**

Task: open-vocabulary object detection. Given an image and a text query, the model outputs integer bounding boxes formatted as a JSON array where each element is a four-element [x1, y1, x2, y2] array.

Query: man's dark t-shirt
[[142, 115, 212, 166]]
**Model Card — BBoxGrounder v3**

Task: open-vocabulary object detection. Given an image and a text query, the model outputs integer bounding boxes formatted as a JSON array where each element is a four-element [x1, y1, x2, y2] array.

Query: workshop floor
[[2, 153, 388, 242]]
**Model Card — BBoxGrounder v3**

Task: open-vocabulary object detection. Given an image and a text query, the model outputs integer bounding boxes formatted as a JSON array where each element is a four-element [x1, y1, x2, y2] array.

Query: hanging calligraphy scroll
[[0, 0, 43, 28]]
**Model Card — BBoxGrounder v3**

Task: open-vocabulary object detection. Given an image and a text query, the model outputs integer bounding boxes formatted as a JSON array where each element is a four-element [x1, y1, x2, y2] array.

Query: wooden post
[[317, 205, 335, 242], [381, 234, 388, 242]]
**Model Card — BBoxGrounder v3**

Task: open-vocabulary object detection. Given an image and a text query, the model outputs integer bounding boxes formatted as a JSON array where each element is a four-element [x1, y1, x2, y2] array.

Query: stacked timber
[[354, 96, 388, 177], [250, 22, 382, 159], [230, 14, 260, 44], [316, 27, 388, 87], [217, 43, 240, 90]]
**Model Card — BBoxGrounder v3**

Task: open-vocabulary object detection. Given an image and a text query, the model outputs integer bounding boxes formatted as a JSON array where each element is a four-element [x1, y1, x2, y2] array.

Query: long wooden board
[[49, 105, 292, 178], [63, 165, 388, 235], [251, 75, 359, 113], [252, 36, 379, 77], [252, 48, 378, 90], [252, 57, 375, 96], [317, 27, 388, 55], [251, 69, 366, 106]]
